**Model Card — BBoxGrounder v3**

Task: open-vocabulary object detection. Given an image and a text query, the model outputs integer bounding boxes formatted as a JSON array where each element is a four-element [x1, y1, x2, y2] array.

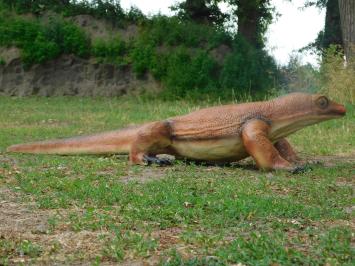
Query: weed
[[0, 239, 42, 260], [102, 230, 157, 261]]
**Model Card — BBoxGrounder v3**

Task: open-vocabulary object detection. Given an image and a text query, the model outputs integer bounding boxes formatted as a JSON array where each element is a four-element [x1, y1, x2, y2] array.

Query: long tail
[[6, 126, 141, 155]]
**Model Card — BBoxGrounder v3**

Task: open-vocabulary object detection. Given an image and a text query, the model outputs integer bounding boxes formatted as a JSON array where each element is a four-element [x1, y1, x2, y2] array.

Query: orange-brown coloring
[[7, 93, 346, 171]]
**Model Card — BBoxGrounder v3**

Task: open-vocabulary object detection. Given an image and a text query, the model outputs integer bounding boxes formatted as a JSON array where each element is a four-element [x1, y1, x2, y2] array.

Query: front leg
[[241, 120, 293, 171], [275, 139, 319, 172], [274, 138, 301, 163]]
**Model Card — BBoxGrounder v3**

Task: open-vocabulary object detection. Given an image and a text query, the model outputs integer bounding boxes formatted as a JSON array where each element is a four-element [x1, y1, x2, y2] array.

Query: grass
[[0, 96, 354, 265]]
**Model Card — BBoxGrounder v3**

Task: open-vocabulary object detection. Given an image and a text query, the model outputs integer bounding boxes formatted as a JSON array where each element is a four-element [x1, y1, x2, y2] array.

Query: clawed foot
[[143, 155, 173, 166], [290, 164, 313, 174]]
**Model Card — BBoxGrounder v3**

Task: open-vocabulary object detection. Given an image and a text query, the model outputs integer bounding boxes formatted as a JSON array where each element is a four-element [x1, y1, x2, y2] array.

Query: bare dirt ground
[[0, 187, 106, 264]]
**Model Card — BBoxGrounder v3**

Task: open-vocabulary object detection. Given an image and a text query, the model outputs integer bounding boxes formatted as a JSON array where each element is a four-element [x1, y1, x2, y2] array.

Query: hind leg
[[129, 121, 172, 165]]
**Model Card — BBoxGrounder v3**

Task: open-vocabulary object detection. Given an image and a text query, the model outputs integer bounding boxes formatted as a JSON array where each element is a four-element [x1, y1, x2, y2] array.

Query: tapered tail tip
[[7, 145, 20, 152], [7, 146, 15, 152]]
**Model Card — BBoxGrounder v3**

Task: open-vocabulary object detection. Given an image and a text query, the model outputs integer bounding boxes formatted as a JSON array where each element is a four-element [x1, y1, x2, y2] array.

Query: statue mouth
[[331, 104, 346, 116]]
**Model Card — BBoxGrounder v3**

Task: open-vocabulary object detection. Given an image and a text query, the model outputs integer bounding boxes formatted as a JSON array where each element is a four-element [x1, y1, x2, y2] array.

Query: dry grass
[[321, 47, 355, 104]]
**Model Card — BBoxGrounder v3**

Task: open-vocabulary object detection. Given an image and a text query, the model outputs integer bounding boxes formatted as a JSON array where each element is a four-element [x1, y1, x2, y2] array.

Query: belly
[[171, 137, 248, 162]]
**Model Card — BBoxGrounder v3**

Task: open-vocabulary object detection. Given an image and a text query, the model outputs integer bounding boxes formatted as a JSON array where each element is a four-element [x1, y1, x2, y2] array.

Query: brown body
[[7, 93, 346, 171]]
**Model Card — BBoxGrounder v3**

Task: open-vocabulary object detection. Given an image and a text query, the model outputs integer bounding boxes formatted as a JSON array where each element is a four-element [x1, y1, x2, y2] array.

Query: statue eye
[[316, 96, 329, 109]]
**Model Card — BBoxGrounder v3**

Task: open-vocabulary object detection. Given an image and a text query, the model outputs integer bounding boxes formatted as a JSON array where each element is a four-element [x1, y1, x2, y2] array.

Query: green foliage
[[130, 41, 156, 78], [102, 231, 157, 261], [0, 239, 42, 260], [318, 227, 355, 263], [217, 231, 308, 265], [44, 18, 90, 57], [92, 36, 127, 66], [1, 0, 50, 14], [220, 37, 277, 94], [0, 18, 58, 65], [0, 0, 138, 26], [162, 48, 219, 98], [172, 0, 228, 27], [305, 0, 327, 8], [0, 16, 90, 65], [216, 227, 355, 265], [17, 240, 42, 258], [126, 6, 146, 24], [0, 1, 279, 98], [22, 33, 60, 65], [128, 15, 279, 98], [140, 15, 230, 48], [0, 57, 5, 65]]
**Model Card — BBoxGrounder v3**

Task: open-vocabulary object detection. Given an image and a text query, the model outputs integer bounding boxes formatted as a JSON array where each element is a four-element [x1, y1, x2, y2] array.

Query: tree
[[338, 0, 355, 60], [172, 0, 227, 26], [303, 0, 343, 57], [323, 0, 343, 50], [175, 0, 274, 48], [228, 0, 273, 48]]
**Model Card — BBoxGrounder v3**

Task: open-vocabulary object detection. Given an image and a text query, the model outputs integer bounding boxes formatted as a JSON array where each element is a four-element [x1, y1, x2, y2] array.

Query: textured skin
[[274, 139, 300, 163], [7, 93, 346, 171]]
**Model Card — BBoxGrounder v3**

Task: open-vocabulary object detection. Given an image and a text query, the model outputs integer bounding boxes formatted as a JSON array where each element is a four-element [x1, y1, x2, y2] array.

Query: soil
[[0, 54, 160, 97]]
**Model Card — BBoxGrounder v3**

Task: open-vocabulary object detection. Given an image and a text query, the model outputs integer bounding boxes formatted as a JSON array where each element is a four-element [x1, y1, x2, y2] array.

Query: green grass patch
[[0, 238, 42, 264]]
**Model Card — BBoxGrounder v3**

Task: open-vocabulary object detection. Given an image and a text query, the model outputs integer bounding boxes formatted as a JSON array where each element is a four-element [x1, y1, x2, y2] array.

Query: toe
[[290, 164, 313, 174]]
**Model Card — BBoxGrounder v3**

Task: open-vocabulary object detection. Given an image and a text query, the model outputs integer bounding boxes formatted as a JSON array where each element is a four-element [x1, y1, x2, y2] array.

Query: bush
[[139, 15, 230, 49], [44, 19, 90, 57], [92, 36, 127, 66], [220, 37, 277, 95], [0, 16, 90, 65], [22, 34, 60, 65], [0, 0, 137, 27], [126, 6, 146, 24], [0, 18, 39, 47], [130, 41, 156, 78], [162, 47, 219, 98], [0, 18, 60, 65], [129, 23, 278, 98]]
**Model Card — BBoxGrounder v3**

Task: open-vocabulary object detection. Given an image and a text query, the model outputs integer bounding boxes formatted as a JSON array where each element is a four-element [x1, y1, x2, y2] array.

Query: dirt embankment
[[0, 53, 159, 97], [0, 14, 159, 97]]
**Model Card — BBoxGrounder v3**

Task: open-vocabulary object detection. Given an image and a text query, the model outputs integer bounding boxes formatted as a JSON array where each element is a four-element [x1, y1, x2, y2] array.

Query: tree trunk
[[234, 0, 271, 48], [323, 0, 343, 50], [338, 0, 355, 60], [236, 0, 261, 48], [182, 0, 211, 24]]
